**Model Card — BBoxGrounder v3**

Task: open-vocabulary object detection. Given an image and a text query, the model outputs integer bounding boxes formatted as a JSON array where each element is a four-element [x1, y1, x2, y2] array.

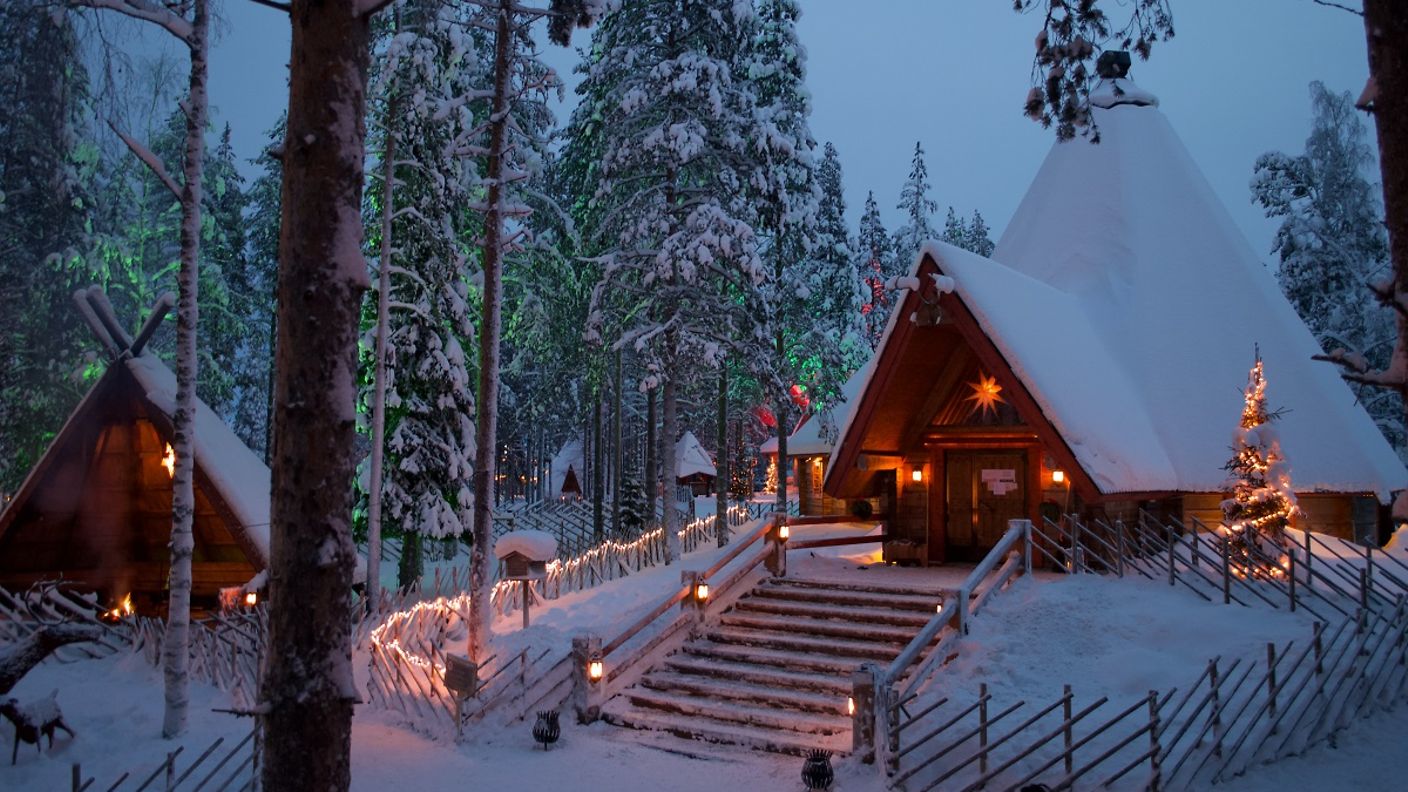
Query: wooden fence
[[71, 726, 259, 792]]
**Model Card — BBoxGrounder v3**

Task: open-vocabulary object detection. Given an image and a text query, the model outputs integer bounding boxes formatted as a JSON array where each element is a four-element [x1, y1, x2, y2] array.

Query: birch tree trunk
[[468, 0, 514, 663], [365, 92, 398, 615], [262, 0, 372, 785], [162, 0, 208, 740]]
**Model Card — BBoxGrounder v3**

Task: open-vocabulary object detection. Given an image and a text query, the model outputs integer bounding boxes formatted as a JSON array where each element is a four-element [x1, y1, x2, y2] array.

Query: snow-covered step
[[732, 595, 934, 627], [751, 582, 942, 612], [621, 687, 850, 734], [706, 625, 903, 661], [661, 655, 852, 695], [680, 641, 864, 676], [765, 576, 947, 599], [639, 671, 848, 715], [717, 612, 918, 644], [600, 703, 850, 757]]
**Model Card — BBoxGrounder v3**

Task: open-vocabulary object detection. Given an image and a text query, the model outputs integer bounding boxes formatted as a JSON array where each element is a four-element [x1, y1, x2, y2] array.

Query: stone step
[[662, 654, 851, 695], [620, 687, 851, 735], [750, 582, 942, 612], [731, 596, 936, 627], [600, 702, 850, 757], [682, 640, 866, 675], [640, 671, 847, 715], [706, 625, 902, 661], [718, 612, 919, 644]]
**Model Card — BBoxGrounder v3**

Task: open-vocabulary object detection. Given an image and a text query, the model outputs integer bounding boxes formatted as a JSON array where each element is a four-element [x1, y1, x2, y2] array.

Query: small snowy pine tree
[[857, 191, 892, 347], [893, 141, 938, 270]]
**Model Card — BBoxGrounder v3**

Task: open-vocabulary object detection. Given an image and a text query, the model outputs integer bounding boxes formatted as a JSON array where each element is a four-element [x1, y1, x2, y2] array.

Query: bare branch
[[70, 0, 195, 43], [1311, 0, 1364, 16], [106, 119, 183, 201], [241, 0, 291, 11]]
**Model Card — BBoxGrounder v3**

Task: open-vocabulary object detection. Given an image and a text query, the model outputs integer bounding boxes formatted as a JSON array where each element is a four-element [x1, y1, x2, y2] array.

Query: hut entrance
[[942, 451, 1027, 562]]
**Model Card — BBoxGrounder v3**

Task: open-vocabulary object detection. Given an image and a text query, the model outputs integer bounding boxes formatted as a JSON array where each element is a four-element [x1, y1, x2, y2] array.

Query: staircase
[[601, 577, 946, 755]]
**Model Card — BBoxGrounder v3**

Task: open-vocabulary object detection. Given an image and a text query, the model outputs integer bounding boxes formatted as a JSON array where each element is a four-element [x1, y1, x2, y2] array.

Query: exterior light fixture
[[244, 591, 258, 607], [161, 444, 176, 478], [847, 696, 855, 716], [588, 656, 604, 683], [911, 469, 923, 483], [694, 582, 710, 602], [778, 524, 790, 541], [936, 603, 943, 614], [1052, 469, 1066, 484]]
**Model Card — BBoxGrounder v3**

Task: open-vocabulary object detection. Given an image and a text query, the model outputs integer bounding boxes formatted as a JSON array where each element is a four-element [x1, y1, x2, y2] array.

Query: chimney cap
[[1095, 50, 1132, 80]]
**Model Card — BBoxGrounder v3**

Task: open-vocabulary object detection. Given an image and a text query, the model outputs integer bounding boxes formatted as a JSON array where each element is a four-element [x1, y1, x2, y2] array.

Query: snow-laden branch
[[107, 119, 182, 201], [71, 0, 194, 43], [241, 0, 291, 11]]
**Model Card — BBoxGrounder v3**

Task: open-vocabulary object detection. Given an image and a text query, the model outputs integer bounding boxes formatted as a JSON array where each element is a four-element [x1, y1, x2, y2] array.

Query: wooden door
[[944, 451, 1026, 560]]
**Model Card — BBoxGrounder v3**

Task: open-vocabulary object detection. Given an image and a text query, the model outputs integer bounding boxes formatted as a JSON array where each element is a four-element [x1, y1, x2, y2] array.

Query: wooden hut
[[825, 74, 1405, 564], [0, 294, 270, 614], [675, 431, 717, 497]]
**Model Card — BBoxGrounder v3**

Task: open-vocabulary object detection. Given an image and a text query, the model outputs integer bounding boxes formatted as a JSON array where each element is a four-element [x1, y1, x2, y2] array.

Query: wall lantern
[[162, 444, 176, 478], [911, 468, 923, 483], [588, 655, 604, 683], [1051, 469, 1066, 484], [694, 582, 710, 602], [244, 591, 258, 607], [778, 524, 790, 541], [847, 696, 855, 715]]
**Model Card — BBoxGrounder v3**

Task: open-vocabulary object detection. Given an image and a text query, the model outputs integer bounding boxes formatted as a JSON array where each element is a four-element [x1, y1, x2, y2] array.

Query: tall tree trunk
[[662, 355, 681, 563], [1363, 0, 1408, 431], [262, 0, 371, 785], [716, 365, 728, 546], [365, 90, 397, 615], [468, 0, 513, 663], [162, 0, 208, 740], [645, 384, 657, 525], [775, 333, 789, 520], [612, 352, 623, 536], [592, 391, 604, 540]]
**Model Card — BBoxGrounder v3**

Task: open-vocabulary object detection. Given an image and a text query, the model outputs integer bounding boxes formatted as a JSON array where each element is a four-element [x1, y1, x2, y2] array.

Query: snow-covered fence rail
[[129, 608, 267, 709], [70, 725, 258, 792], [0, 582, 129, 662]]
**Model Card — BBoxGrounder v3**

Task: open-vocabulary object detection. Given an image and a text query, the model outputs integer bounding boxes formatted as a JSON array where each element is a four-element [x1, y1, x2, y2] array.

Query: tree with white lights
[[1222, 352, 1299, 564]]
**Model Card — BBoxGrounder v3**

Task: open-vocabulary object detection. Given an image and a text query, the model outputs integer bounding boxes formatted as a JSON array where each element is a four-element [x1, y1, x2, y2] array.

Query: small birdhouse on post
[[495, 530, 558, 629]]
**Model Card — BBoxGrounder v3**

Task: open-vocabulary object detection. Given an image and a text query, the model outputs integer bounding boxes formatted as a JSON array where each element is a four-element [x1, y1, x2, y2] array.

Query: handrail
[[600, 583, 691, 659], [701, 515, 775, 578]]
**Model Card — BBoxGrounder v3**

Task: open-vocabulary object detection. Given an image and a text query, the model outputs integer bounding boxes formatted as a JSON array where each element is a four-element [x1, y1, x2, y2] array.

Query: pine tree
[[235, 118, 284, 460], [1252, 82, 1401, 455], [893, 141, 938, 271], [940, 206, 996, 258], [617, 465, 646, 536], [1222, 353, 1298, 567], [856, 191, 892, 347]]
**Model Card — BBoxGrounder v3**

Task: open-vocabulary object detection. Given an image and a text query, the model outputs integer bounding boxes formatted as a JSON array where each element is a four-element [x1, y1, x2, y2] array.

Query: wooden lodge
[[819, 76, 1405, 564], [0, 291, 270, 613]]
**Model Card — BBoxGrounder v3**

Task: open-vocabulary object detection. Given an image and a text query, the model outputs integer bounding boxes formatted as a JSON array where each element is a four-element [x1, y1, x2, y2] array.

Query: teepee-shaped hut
[[0, 289, 270, 613]]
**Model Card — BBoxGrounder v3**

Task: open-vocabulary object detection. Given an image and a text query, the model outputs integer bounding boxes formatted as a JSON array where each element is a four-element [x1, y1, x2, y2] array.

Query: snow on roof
[[765, 358, 877, 458], [126, 353, 272, 566], [985, 79, 1405, 497], [550, 438, 584, 493], [494, 530, 557, 561], [675, 431, 717, 479]]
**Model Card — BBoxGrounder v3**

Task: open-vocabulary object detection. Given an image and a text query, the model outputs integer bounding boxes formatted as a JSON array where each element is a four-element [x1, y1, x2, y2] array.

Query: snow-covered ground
[[5, 521, 1408, 791]]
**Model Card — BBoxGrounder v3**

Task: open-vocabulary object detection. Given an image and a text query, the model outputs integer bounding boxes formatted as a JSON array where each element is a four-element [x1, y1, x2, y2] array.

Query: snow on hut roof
[[763, 358, 877, 458], [494, 530, 557, 562], [550, 438, 584, 493], [676, 431, 717, 479], [126, 354, 272, 566], [829, 78, 1405, 499], [986, 79, 1403, 497]]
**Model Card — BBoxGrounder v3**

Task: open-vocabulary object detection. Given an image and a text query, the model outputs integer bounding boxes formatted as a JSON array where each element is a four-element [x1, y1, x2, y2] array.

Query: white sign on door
[[981, 468, 1019, 496]]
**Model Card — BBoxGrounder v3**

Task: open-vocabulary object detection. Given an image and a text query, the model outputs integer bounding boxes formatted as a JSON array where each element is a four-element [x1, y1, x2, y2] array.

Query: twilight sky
[[199, 0, 1373, 265]]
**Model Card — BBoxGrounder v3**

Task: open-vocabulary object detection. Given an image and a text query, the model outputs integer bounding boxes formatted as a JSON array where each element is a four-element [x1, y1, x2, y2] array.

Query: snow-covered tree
[[1252, 81, 1400, 455], [363, 2, 480, 595], [582, 0, 768, 563], [1222, 353, 1298, 567], [892, 141, 938, 269], [617, 464, 646, 535], [233, 118, 284, 461], [941, 206, 996, 258], [857, 191, 893, 347]]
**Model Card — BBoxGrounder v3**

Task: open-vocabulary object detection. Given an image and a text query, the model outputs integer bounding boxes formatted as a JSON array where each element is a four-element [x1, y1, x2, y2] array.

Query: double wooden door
[[943, 451, 1027, 561]]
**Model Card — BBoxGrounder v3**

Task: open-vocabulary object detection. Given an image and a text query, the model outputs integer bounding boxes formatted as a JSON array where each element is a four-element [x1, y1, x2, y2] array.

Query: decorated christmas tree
[[1222, 352, 1299, 566], [764, 457, 779, 494]]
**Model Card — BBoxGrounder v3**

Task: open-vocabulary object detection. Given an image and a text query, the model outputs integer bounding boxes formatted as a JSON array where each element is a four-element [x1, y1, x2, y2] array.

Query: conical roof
[[991, 78, 1405, 496], [675, 431, 717, 479]]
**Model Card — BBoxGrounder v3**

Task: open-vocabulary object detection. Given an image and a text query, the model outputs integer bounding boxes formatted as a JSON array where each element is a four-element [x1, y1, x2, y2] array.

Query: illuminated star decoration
[[965, 372, 1005, 417]]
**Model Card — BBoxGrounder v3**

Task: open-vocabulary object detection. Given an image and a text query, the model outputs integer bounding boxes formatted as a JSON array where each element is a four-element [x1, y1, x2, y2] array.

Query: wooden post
[[979, 681, 990, 776], [885, 684, 901, 777], [1062, 683, 1073, 775], [571, 634, 603, 724], [165, 751, 176, 792], [1288, 551, 1297, 612], [1210, 658, 1222, 757], [765, 518, 788, 578], [1222, 537, 1232, 605], [1071, 519, 1082, 573], [71, 764, 81, 792], [1115, 520, 1126, 578], [1023, 520, 1033, 576], [958, 587, 971, 635], [1148, 690, 1162, 792], [521, 580, 530, 630], [1313, 621, 1324, 675], [1361, 568, 1371, 622], [851, 665, 877, 763], [682, 570, 707, 632], [1267, 642, 1278, 732]]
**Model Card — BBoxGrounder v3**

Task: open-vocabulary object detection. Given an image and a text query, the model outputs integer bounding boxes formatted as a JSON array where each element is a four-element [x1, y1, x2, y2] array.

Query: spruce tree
[[893, 141, 938, 271], [856, 191, 892, 347], [235, 118, 285, 460], [1222, 353, 1298, 567]]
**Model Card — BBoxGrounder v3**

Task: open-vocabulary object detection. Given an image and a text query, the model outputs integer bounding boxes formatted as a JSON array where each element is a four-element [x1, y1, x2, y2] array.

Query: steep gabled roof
[[676, 431, 717, 479], [762, 357, 875, 457], [827, 79, 1405, 500]]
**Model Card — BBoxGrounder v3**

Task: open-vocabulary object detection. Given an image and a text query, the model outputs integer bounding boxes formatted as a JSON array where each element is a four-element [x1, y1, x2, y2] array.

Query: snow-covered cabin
[[0, 352, 271, 612], [550, 438, 585, 499], [761, 360, 876, 516], [675, 431, 717, 496], [825, 74, 1406, 564]]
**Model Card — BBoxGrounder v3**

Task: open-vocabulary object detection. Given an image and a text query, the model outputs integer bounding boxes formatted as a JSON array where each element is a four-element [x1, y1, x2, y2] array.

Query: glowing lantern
[[244, 591, 258, 607], [777, 524, 790, 541], [911, 468, 923, 483], [161, 444, 175, 478], [1051, 469, 1065, 484], [694, 582, 710, 602], [588, 657, 604, 682], [847, 696, 855, 715]]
